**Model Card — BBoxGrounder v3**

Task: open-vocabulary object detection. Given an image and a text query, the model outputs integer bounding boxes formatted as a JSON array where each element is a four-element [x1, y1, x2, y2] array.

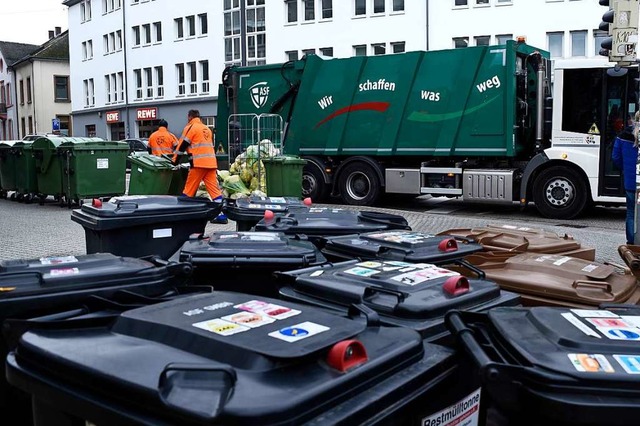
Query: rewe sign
[[137, 107, 157, 120]]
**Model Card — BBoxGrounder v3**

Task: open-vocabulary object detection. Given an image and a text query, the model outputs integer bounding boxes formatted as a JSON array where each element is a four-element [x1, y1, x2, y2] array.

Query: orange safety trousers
[[182, 167, 221, 199]]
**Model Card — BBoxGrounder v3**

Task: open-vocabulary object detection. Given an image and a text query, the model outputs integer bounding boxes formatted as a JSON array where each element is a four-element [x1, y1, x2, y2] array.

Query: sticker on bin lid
[[248, 203, 285, 210], [221, 311, 275, 328], [49, 267, 80, 276], [568, 353, 615, 373], [310, 270, 324, 277], [384, 261, 414, 267], [421, 388, 481, 426], [597, 327, 640, 340], [561, 313, 601, 338], [235, 300, 301, 320], [553, 256, 572, 266], [192, 318, 250, 336], [240, 233, 282, 242], [343, 267, 380, 277], [391, 266, 459, 286], [356, 261, 382, 268], [581, 264, 599, 273], [367, 231, 434, 244], [269, 321, 329, 343], [39, 255, 78, 265], [586, 318, 632, 328], [571, 309, 619, 318], [268, 197, 287, 203], [613, 355, 640, 374], [621, 316, 640, 328]]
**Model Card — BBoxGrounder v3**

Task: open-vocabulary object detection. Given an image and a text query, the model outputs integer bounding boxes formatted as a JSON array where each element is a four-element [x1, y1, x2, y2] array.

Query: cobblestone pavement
[[0, 196, 626, 265]]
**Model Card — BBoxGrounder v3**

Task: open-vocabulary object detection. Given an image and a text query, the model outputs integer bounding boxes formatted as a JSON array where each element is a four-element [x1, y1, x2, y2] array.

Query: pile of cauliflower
[[218, 139, 280, 199]]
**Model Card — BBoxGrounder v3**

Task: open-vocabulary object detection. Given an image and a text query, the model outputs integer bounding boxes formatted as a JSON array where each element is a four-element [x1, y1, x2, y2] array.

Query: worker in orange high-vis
[[174, 109, 227, 224], [148, 119, 178, 156]]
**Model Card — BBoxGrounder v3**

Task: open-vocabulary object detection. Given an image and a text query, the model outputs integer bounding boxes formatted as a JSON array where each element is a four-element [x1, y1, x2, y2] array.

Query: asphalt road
[[0, 194, 627, 266]]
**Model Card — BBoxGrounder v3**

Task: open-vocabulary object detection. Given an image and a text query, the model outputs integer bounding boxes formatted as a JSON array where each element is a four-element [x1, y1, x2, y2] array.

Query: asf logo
[[249, 82, 270, 109]]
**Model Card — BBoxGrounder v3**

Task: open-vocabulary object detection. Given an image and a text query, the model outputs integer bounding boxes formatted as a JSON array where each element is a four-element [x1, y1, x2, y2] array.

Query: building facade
[[11, 30, 72, 138], [62, 0, 612, 141]]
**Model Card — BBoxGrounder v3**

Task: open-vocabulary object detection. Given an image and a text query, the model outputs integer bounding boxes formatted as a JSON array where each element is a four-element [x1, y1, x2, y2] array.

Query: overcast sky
[[0, 0, 68, 46]]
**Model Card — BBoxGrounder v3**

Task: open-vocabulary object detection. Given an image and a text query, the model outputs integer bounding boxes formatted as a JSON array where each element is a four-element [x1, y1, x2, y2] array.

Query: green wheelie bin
[[0, 141, 18, 199], [262, 155, 307, 197], [59, 139, 128, 207], [32, 136, 66, 204], [128, 153, 174, 195], [13, 141, 39, 203]]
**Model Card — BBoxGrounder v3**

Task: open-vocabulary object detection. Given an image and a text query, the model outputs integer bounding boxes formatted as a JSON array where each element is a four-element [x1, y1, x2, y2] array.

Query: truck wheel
[[339, 162, 380, 206], [302, 165, 327, 202], [533, 166, 587, 219]]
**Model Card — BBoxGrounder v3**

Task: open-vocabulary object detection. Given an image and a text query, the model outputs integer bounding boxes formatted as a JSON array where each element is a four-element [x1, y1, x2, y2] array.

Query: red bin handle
[[443, 276, 470, 296], [327, 340, 368, 372], [438, 238, 458, 252]]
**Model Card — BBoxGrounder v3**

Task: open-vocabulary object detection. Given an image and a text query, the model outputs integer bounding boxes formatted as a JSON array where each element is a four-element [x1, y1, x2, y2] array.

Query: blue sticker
[[614, 355, 640, 374], [280, 327, 309, 337], [603, 328, 640, 340]]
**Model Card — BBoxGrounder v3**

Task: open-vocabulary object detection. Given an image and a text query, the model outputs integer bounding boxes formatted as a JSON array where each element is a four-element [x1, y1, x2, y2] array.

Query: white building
[[62, 0, 614, 140], [11, 30, 72, 138]]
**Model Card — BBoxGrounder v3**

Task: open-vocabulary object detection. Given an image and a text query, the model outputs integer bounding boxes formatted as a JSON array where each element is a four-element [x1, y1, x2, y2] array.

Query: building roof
[[62, 0, 82, 6], [11, 31, 69, 68], [0, 41, 39, 66]]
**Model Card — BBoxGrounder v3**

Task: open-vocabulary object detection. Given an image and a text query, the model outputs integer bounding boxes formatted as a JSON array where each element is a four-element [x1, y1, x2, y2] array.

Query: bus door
[[600, 67, 639, 197]]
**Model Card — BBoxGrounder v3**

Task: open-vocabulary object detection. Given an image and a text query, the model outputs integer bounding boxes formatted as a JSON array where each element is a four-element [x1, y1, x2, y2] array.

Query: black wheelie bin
[[320, 230, 484, 264], [254, 207, 411, 248], [222, 195, 312, 231], [277, 259, 520, 343], [446, 305, 640, 426], [0, 252, 193, 426], [174, 231, 327, 297], [71, 195, 222, 259], [6, 291, 486, 426]]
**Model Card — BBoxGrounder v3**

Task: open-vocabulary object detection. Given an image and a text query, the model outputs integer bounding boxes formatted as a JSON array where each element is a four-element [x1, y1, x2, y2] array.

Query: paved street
[[0, 195, 627, 266]]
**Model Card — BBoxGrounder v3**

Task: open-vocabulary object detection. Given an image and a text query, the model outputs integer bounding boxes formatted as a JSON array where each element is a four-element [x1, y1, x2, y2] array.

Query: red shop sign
[[137, 107, 158, 120], [105, 111, 120, 123]]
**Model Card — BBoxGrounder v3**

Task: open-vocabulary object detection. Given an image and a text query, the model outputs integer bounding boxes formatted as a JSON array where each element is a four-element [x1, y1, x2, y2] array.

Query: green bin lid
[[128, 153, 174, 169], [263, 156, 307, 165], [58, 139, 129, 151], [0, 140, 19, 149]]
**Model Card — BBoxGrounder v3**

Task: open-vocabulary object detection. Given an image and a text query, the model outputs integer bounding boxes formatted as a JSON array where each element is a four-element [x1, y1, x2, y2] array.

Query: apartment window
[[155, 66, 164, 97], [454, 0, 468, 6], [224, 1, 242, 65], [133, 26, 141, 46], [28, 117, 33, 135], [134, 69, 142, 99], [373, 0, 385, 14], [6, 83, 10, 106], [21, 118, 25, 138], [26, 77, 31, 104], [175, 18, 184, 39], [57, 115, 70, 136], [571, 30, 587, 57], [176, 63, 186, 95], [54, 76, 70, 102], [246, 1, 266, 65], [83, 78, 94, 107], [19, 80, 24, 105], [201, 60, 210, 93], [81, 0, 92, 22], [105, 75, 112, 103], [102, 0, 108, 13], [453, 37, 469, 48], [199, 14, 208, 35], [304, 0, 315, 20], [321, 0, 332, 19], [393, 0, 404, 12], [103, 34, 109, 54], [594, 30, 607, 56], [354, 44, 366, 56], [151, 22, 162, 43], [547, 32, 564, 58], [319, 47, 333, 57], [186, 15, 196, 37], [201, 116, 216, 135], [286, 0, 298, 23], [187, 62, 197, 94], [142, 24, 151, 45], [144, 67, 153, 98], [117, 72, 124, 101], [82, 40, 93, 60], [372, 43, 386, 55], [111, 74, 118, 102], [496, 0, 511, 3], [116, 30, 122, 50], [475, 0, 489, 5], [496, 34, 512, 44], [475, 36, 490, 46], [355, 0, 366, 15], [286, 50, 299, 61], [391, 42, 405, 53], [85, 124, 96, 137], [302, 48, 315, 56]]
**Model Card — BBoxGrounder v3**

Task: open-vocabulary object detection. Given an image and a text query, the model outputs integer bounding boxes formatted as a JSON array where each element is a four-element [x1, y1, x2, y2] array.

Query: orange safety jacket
[[178, 117, 217, 169], [148, 127, 178, 156]]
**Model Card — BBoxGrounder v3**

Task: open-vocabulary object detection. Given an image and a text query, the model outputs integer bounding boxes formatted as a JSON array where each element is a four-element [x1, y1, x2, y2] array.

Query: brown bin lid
[[438, 225, 592, 259], [458, 252, 639, 307]]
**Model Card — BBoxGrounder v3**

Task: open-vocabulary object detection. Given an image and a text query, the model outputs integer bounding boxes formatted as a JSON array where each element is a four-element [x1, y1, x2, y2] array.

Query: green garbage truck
[[217, 40, 632, 220]]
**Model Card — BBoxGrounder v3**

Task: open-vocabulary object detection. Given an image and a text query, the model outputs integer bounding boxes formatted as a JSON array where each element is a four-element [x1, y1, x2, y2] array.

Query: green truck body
[[218, 41, 571, 216]]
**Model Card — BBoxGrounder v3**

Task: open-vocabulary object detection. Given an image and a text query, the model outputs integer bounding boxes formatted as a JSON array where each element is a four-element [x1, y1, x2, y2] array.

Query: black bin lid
[[254, 208, 410, 236], [178, 231, 326, 267], [445, 306, 640, 424], [323, 230, 484, 264], [223, 196, 309, 221], [6, 292, 454, 425], [71, 196, 221, 230], [278, 260, 508, 339]]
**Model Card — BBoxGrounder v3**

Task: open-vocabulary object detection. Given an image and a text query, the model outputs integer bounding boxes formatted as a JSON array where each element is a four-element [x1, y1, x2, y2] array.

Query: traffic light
[[599, 0, 614, 58]]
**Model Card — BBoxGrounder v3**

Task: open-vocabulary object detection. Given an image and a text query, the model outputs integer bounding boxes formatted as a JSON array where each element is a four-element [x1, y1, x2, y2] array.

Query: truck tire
[[339, 162, 380, 206], [302, 165, 327, 202], [533, 166, 588, 219]]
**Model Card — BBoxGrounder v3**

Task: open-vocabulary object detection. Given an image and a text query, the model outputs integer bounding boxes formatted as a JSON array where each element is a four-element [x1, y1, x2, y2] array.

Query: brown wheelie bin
[[437, 224, 595, 260], [448, 251, 640, 308]]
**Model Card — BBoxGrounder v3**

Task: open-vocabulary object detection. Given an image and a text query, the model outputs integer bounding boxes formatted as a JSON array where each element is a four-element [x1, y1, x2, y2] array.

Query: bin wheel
[[10, 192, 16, 201], [39, 195, 46, 206], [59, 196, 67, 208], [79, 199, 84, 207], [16, 193, 24, 202], [0, 190, 6, 199], [24, 193, 34, 204]]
